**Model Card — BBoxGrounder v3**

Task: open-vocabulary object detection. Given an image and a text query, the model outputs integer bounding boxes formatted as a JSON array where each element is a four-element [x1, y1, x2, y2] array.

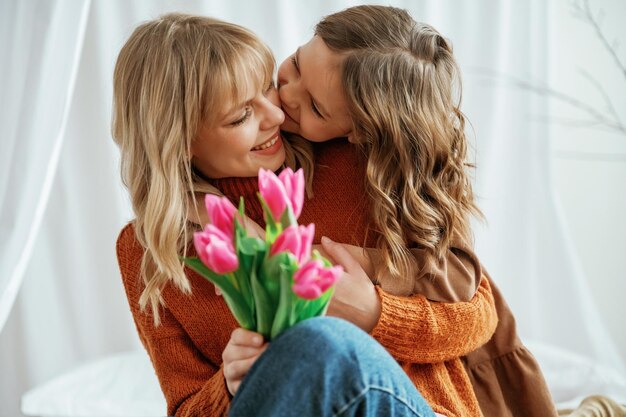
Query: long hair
[[112, 13, 312, 324], [316, 6, 481, 290]]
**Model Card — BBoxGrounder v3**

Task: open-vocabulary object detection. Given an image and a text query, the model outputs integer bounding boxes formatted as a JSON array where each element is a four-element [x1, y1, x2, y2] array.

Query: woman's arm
[[370, 277, 497, 363], [138, 319, 232, 417], [117, 224, 232, 416]]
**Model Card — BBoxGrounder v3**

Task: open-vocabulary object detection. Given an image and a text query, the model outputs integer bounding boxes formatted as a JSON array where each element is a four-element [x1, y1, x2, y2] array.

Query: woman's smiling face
[[277, 36, 353, 142], [191, 82, 286, 179]]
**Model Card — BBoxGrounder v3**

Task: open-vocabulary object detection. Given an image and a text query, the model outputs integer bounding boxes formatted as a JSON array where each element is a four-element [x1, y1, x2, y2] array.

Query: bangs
[[204, 40, 275, 125]]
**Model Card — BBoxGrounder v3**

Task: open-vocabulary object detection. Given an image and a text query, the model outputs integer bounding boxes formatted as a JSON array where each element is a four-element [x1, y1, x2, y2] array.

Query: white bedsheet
[[21, 351, 166, 417], [21, 342, 626, 417]]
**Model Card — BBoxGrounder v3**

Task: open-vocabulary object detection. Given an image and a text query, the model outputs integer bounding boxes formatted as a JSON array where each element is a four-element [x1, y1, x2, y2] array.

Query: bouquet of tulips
[[183, 168, 342, 340]]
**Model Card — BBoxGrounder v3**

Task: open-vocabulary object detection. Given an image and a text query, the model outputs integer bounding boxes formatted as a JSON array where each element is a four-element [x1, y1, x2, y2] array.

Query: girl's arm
[[337, 236, 482, 303], [321, 238, 497, 364]]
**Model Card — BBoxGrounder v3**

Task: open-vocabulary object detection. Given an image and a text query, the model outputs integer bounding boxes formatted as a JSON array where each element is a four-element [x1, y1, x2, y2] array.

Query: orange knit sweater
[[116, 139, 498, 417]]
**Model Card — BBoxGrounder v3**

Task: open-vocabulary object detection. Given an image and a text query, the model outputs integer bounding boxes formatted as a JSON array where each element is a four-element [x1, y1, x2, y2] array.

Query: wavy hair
[[112, 13, 313, 324], [316, 6, 481, 289]]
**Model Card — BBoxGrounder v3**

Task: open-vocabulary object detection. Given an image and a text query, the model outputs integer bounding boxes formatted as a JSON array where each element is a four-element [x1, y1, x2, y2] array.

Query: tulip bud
[[204, 194, 237, 239], [193, 224, 238, 274], [270, 224, 315, 264], [292, 259, 342, 300], [258, 168, 305, 221]]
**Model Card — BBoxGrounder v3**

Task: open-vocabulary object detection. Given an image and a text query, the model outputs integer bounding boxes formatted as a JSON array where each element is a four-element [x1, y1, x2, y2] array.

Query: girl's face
[[191, 83, 286, 178], [277, 36, 353, 142]]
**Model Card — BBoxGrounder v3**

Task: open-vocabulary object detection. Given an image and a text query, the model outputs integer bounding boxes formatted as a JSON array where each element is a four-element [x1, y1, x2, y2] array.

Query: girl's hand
[[320, 237, 381, 333], [222, 328, 267, 396]]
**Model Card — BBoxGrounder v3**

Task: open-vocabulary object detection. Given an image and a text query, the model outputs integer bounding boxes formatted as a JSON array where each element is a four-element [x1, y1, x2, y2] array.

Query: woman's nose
[[260, 101, 285, 129]]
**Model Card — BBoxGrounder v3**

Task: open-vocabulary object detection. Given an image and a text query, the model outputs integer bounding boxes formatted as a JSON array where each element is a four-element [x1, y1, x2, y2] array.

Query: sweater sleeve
[[408, 239, 482, 302], [370, 234, 482, 303], [138, 313, 232, 417], [116, 224, 231, 417], [369, 276, 498, 364]]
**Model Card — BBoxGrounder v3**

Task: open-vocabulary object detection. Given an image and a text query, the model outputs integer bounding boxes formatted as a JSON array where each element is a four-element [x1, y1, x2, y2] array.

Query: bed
[[21, 341, 626, 417]]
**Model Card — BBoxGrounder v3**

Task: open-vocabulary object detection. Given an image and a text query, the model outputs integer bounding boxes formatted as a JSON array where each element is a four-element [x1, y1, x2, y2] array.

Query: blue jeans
[[229, 317, 435, 417]]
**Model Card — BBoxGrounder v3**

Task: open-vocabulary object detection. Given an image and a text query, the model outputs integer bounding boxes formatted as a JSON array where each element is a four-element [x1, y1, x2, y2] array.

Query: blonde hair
[[112, 13, 312, 324], [316, 6, 481, 288]]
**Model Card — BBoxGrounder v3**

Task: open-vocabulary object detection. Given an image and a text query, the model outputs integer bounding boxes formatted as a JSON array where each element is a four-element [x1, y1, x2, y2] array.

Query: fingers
[[224, 346, 266, 380], [222, 344, 266, 363], [311, 243, 331, 260], [222, 328, 267, 396], [214, 285, 222, 296], [223, 351, 264, 396], [230, 328, 264, 347], [223, 354, 263, 396], [222, 329, 265, 363], [321, 236, 362, 274], [224, 351, 265, 381]]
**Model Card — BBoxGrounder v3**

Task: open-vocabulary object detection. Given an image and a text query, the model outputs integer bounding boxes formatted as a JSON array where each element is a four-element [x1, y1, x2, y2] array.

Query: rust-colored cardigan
[[116, 139, 499, 417]]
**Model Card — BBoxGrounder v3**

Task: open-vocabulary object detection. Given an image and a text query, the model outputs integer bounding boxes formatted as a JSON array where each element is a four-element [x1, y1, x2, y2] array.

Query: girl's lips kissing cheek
[[281, 108, 300, 134]]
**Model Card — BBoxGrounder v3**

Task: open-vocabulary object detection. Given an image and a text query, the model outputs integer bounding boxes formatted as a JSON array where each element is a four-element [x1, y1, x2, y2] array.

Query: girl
[[112, 13, 441, 417], [206, 9, 504, 417], [274, 5, 557, 417]]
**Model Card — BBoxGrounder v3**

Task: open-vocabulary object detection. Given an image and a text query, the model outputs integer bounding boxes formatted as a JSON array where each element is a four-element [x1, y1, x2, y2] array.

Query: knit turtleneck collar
[[211, 175, 265, 227]]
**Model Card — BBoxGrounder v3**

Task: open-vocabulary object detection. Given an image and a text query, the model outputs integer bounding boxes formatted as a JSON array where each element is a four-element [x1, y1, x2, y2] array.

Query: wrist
[[362, 284, 382, 333]]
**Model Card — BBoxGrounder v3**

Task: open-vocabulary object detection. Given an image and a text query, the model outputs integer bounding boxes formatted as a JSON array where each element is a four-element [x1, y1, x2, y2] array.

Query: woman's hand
[[320, 237, 381, 333], [222, 328, 267, 396]]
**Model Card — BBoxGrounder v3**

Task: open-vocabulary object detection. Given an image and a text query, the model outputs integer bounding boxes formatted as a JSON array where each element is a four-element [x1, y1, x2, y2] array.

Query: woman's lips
[[251, 133, 283, 155]]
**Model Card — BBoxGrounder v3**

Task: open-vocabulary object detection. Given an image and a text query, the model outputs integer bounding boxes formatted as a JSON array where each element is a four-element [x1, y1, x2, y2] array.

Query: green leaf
[[238, 236, 265, 256], [238, 197, 245, 216], [279, 204, 297, 229], [182, 257, 256, 330], [261, 252, 298, 305], [257, 193, 282, 243], [234, 236, 266, 314], [232, 262, 254, 320], [270, 265, 295, 340], [296, 286, 335, 321], [250, 254, 274, 339]]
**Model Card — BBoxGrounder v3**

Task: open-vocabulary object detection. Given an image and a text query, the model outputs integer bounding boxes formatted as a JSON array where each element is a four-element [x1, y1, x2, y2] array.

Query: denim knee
[[276, 317, 434, 417], [230, 317, 435, 417], [275, 317, 364, 355]]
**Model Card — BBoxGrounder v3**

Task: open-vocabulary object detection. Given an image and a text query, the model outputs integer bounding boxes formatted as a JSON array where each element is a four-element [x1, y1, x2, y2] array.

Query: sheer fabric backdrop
[[1, 1, 624, 416]]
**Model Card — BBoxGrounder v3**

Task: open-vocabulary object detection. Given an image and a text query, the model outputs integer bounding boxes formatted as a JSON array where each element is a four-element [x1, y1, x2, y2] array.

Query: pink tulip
[[258, 168, 305, 220], [278, 168, 304, 218], [193, 224, 238, 274], [292, 259, 342, 300], [204, 194, 237, 239], [270, 224, 315, 264]]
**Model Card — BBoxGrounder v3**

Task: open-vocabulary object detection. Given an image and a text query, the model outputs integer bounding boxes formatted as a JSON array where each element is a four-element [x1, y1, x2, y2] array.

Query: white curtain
[[1, 1, 624, 416], [0, 0, 91, 335]]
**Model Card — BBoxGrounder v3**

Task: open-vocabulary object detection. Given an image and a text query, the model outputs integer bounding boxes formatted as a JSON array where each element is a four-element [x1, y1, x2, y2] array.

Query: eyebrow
[[222, 100, 247, 118], [296, 47, 331, 119]]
